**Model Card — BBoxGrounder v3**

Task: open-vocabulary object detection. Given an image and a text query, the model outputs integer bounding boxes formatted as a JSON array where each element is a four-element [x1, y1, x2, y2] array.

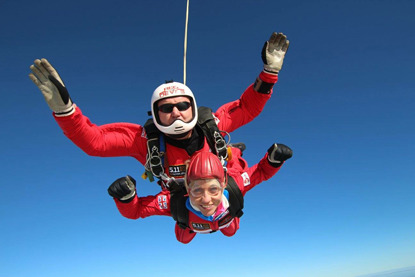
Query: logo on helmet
[[158, 86, 185, 98]]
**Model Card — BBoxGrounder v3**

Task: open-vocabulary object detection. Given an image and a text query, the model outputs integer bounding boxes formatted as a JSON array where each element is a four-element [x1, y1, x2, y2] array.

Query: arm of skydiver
[[229, 143, 293, 196], [54, 107, 147, 164], [108, 176, 172, 219], [214, 32, 289, 132], [29, 58, 148, 164]]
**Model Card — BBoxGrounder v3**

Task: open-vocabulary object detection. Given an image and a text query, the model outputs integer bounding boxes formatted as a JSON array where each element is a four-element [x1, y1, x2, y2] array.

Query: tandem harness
[[142, 106, 229, 187], [169, 176, 244, 230]]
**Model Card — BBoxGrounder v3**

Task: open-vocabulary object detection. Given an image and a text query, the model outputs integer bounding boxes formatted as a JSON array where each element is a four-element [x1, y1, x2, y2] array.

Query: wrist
[[120, 190, 136, 203], [267, 158, 283, 168], [54, 105, 75, 117], [263, 66, 279, 75], [259, 70, 279, 83], [254, 77, 274, 94]]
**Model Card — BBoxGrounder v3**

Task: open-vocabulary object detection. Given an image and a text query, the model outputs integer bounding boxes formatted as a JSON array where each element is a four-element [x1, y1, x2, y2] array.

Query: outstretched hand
[[108, 175, 137, 203], [29, 58, 74, 116], [262, 32, 289, 74], [267, 143, 293, 164]]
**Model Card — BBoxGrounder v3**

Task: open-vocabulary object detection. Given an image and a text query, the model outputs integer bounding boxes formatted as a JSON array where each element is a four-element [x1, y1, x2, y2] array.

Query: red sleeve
[[228, 151, 282, 196], [53, 106, 148, 164], [114, 190, 172, 219], [214, 71, 278, 132]]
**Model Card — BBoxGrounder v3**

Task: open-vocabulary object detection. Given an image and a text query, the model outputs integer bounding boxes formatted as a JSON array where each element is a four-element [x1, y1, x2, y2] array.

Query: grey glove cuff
[[267, 143, 293, 167], [120, 190, 136, 202], [263, 66, 280, 75], [54, 105, 75, 117], [267, 157, 282, 168], [267, 143, 283, 165]]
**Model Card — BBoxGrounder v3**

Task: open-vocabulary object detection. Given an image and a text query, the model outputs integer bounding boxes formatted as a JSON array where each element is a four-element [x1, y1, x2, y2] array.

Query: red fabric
[[258, 71, 279, 83], [54, 72, 278, 178], [175, 224, 196, 244], [226, 147, 282, 196], [113, 148, 282, 243], [55, 72, 280, 243], [220, 217, 240, 237], [115, 190, 172, 219]]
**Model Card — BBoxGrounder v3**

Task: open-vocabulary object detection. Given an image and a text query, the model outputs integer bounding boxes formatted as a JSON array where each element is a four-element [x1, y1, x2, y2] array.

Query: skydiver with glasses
[[108, 142, 292, 243]]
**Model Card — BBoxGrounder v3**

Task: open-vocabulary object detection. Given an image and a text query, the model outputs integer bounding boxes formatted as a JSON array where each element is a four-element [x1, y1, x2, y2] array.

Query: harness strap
[[143, 118, 165, 180], [225, 176, 244, 218], [143, 107, 229, 183], [170, 181, 189, 229], [197, 106, 228, 162]]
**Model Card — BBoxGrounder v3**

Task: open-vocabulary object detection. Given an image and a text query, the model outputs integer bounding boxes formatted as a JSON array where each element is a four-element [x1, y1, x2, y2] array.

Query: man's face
[[157, 96, 193, 127], [188, 179, 224, 217]]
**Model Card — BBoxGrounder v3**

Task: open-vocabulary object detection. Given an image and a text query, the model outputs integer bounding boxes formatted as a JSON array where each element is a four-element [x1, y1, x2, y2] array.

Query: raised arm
[[29, 58, 147, 163], [215, 32, 290, 132], [228, 143, 293, 195]]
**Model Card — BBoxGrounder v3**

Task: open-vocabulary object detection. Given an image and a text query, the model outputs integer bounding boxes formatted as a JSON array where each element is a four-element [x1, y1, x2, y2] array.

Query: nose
[[171, 106, 181, 117], [200, 191, 212, 203]]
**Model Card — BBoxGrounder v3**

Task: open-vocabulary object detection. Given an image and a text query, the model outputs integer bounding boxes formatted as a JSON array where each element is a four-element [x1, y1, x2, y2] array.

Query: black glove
[[267, 143, 293, 166], [108, 175, 136, 203]]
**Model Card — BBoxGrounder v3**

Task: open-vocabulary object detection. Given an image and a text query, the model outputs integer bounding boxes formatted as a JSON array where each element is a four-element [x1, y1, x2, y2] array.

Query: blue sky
[[1, 1, 415, 277]]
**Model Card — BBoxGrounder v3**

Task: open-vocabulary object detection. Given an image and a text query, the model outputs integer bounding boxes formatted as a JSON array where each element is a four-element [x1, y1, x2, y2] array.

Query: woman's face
[[188, 179, 224, 217]]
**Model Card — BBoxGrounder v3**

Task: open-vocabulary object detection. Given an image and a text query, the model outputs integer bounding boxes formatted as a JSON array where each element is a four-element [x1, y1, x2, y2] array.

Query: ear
[[221, 177, 227, 189], [184, 179, 191, 193]]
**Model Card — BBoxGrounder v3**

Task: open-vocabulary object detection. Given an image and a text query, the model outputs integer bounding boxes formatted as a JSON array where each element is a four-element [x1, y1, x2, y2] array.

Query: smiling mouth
[[201, 204, 213, 210]]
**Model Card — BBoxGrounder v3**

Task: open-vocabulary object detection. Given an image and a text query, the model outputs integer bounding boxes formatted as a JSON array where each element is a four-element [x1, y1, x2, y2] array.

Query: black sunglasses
[[158, 101, 191, 113]]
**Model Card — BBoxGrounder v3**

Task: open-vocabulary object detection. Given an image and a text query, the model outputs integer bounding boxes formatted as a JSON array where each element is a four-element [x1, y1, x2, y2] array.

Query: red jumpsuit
[[54, 72, 278, 180], [113, 147, 283, 243]]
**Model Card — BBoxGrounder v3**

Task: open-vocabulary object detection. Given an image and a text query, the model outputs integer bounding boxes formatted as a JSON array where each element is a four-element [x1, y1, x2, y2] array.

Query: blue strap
[[160, 134, 165, 166]]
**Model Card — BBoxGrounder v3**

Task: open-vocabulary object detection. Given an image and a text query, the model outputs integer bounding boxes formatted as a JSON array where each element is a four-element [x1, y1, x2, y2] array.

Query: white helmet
[[151, 82, 198, 136]]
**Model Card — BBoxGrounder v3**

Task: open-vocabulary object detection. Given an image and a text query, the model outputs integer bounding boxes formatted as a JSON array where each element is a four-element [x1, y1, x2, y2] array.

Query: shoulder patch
[[213, 114, 220, 125], [241, 172, 250, 186], [157, 195, 168, 209]]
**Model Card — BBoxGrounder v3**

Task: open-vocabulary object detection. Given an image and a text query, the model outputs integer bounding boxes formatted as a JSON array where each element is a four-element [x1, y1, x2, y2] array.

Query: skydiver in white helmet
[[29, 32, 290, 189]]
